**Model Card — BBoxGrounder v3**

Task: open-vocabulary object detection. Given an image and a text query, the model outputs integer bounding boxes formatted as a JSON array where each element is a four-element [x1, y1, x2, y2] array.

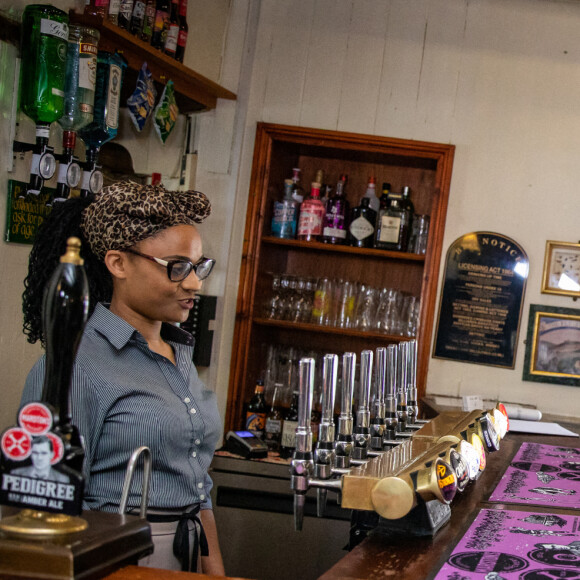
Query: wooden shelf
[[253, 317, 413, 342], [261, 236, 426, 262], [70, 13, 236, 114]]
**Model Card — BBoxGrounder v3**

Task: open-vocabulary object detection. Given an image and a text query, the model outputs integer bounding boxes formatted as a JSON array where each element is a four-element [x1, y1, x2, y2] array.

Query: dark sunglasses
[[124, 248, 216, 282]]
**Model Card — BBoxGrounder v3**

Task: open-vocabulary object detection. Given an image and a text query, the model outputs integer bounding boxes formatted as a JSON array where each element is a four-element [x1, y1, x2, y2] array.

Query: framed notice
[[541, 240, 580, 298], [522, 304, 580, 388], [433, 232, 529, 368]]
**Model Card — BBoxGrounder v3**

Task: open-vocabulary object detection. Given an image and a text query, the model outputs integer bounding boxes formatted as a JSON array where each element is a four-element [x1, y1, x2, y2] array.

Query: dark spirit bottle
[[175, 0, 188, 62], [151, 0, 170, 50], [84, 0, 110, 18], [118, 0, 134, 29], [376, 186, 414, 251], [322, 174, 349, 245], [129, 0, 147, 36], [347, 197, 377, 248], [141, 0, 156, 42], [264, 387, 283, 453], [280, 389, 299, 458], [245, 380, 267, 438]]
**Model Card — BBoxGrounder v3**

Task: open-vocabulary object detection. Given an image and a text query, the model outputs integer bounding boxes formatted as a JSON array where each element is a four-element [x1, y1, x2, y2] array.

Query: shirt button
[[197, 482, 203, 489], [200, 494, 205, 501], [192, 451, 197, 458], [195, 439, 201, 445], [184, 397, 191, 403], [190, 408, 196, 414]]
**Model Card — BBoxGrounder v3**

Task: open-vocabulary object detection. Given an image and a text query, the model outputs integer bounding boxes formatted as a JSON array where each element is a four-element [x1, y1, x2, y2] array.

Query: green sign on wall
[[5, 180, 53, 244]]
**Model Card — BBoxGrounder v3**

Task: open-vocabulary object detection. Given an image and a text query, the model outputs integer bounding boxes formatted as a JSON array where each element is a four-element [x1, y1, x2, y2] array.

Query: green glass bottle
[[19, 5, 69, 195]]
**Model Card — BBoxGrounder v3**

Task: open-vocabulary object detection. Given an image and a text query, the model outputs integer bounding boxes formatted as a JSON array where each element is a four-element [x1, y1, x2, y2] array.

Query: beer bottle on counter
[[264, 386, 283, 453], [279, 389, 299, 458], [245, 380, 267, 438]]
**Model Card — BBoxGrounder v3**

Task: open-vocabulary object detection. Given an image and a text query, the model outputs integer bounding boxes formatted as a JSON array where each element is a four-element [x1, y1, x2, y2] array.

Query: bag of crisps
[[127, 62, 157, 132], [154, 80, 179, 144]]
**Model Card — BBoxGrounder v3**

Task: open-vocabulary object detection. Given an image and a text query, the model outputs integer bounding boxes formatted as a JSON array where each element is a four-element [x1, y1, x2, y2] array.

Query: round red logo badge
[[1, 428, 32, 461], [45, 432, 65, 465], [18, 402, 53, 435]]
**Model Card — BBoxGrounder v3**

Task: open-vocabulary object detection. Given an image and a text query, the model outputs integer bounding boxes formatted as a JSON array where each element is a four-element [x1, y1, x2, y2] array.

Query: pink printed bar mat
[[488, 443, 580, 508], [433, 508, 579, 580]]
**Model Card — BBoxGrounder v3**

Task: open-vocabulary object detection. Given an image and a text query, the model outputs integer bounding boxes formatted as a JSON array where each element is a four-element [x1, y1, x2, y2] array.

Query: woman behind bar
[[20, 181, 225, 575]]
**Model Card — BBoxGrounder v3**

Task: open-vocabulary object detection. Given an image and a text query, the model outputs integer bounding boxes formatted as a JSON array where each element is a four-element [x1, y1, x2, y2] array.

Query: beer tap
[[403, 340, 422, 431], [334, 352, 356, 471], [396, 342, 409, 433], [370, 347, 387, 451], [314, 354, 338, 517], [383, 345, 402, 445], [352, 350, 373, 462], [290, 358, 316, 532]]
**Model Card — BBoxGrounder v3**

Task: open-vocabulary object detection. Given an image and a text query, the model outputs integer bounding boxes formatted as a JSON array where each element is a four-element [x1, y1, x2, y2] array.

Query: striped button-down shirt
[[21, 303, 221, 513]]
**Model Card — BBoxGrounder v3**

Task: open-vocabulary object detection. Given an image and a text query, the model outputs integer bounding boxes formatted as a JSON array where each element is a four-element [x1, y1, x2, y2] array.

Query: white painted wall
[[1, 0, 579, 435]]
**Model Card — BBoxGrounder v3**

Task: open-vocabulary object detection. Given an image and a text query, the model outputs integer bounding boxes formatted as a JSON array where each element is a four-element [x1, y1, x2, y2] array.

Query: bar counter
[[319, 417, 579, 580]]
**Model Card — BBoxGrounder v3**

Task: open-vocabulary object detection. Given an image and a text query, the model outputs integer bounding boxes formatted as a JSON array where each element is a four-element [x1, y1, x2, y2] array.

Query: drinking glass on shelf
[[263, 273, 281, 319], [311, 277, 334, 325], [336, 279, 357, 329], [403, 295, 420, 337], [275, 274, 292, 319], [409, 214, 430, 254], [375, 287, 398, 334], [300, 277, 317, 322], [354, 285, 379, 331]]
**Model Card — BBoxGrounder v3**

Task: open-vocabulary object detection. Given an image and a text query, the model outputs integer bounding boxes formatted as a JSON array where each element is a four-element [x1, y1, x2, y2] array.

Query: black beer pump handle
[[41, 237, 89, 429]]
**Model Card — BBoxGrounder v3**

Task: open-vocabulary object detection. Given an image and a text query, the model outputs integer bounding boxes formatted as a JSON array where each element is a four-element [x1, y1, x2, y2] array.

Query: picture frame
[[541, 240, 580, 298], [522, 304, 580, 387]]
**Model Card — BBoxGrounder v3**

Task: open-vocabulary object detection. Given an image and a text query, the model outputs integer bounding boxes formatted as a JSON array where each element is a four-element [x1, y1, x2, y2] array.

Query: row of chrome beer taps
[[290, 340, 510, 532]]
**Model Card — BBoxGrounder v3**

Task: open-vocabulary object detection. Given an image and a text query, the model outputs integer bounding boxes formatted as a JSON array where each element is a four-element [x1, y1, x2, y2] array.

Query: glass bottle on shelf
[[108, 0, 120, 25], [151, 0, 170, 50], [376, 186, 414, 251], [19, 5, 69, 196], [279, 389, 299, 458], [118, 0, 134, 29], [315, 169, 328, 206], [129, 0, 147, 35], [55, 25, 100, 203], [175, 0, 188, 62], [245, 380, 267, 438], [347, 197, 377, 248], [164, 0, 180, 57], [141, 0, 156, 42], [85, 0, 110, 18], [271, 179, 298, 239], [79, 51, 127, 198], [264, 386, 283, 453], [322, 174, 349, 245], [297, 182, 325, 241], [375, 181, 394, 249], [362, 175, 380, 213], [290, 168, 304, 203]]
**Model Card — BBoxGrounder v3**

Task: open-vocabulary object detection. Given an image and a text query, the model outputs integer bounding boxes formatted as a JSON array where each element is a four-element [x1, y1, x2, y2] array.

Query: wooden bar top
[[319, 424, 579, 580], [104, 567, 248, 580]]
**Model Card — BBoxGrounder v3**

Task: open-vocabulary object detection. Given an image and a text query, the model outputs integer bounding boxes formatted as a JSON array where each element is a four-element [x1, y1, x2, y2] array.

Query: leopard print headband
[[80, 180, 211, 260]]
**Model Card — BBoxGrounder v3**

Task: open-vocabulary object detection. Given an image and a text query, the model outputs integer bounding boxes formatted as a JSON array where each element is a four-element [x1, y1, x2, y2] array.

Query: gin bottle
[[297, 182, 325, 242], [322, 174, 349, 245], [271, 179, 299, 239], [347, 197, 377, 248]]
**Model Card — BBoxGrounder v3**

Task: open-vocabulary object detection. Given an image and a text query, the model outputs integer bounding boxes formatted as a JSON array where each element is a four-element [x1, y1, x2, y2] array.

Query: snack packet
[[154, 80, 179, 144], [127, 62, 157, 132]]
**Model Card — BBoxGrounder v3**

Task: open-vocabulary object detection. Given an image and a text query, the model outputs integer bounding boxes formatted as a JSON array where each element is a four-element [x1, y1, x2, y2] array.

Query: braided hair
[[22, 197, 113, 346]]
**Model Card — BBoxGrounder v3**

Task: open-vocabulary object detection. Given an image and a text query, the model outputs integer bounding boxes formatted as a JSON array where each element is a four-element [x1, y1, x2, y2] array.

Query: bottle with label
[[129, 0, 146, 35], [322, 174, 349, 244], [84, 0, 110, 19], [19, 5, 69, 196], [55, 25, 99, 202], [118, 0, 134, 29], [245, 380, 267, 438], [264, 386, 283, 453], [375, 182, 393, 248], [362, 176, 380, 213], [297, 182, 325, 241], [290, 168, 304, 203], [79, 51, 127, 198], [141, 0, 156, 42], [107, 0, 120, 25], [347, 197, 377, 248], [315, 169, 328, 205], [175, 0, 188, 62], [279, 389, 299, 458], [271, 179, 299, 239], [151, 0, 170, 49], [164, 0, 179, 57], [376, 186, 414, 251]]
